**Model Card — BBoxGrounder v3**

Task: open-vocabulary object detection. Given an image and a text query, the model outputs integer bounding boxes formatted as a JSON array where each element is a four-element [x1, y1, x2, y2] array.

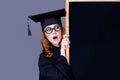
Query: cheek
[[58, 31, 62, 39], [45, 34, 52, 41]]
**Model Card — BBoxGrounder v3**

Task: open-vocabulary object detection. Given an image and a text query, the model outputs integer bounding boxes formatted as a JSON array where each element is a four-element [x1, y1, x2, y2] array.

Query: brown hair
[[41, 26, 65, 58]]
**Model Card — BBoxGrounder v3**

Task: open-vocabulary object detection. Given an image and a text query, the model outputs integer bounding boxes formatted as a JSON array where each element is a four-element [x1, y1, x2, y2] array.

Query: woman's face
[[44, 24, 62, 47]]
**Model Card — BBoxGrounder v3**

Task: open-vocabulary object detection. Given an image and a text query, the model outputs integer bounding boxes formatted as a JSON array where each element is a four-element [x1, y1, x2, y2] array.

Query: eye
[[44, 27, 52, 33], [54, 25, 61, 31]]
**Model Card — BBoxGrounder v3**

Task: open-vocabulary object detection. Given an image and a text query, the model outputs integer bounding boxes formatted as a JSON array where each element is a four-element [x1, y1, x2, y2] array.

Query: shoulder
[[38, 52, 50, 66]]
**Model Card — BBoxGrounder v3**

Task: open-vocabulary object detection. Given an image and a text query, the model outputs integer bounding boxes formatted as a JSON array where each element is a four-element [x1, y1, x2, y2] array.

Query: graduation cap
[[27, 8, 65, 36]]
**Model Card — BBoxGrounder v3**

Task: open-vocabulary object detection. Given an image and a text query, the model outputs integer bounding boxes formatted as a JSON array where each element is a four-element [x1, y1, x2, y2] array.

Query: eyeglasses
[[44, 24, 61, 34]]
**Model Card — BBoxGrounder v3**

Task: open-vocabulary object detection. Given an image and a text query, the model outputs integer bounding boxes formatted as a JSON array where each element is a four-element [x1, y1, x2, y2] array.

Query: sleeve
[[38, 54, 48, 80], [56, 56, 75, 80], [39, 70, 45, 80], [55, 56, 73, 80], [57, 55, 69, 65]]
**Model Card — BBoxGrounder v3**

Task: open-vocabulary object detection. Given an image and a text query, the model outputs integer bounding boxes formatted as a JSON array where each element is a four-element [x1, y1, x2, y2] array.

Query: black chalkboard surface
[[70, 2, 120, 80]]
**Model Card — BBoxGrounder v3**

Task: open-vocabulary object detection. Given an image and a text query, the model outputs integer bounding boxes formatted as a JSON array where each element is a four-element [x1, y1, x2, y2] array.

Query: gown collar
[[52, 46, 61, 59]]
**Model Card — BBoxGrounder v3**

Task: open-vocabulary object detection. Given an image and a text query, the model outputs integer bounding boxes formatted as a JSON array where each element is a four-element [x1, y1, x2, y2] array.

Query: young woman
[[29, 9, 74, 80], [39, 23, 73, 80]]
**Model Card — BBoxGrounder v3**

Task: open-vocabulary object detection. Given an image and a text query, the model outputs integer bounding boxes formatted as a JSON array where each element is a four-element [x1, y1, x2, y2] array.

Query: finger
[[66, 44, 70, 48], [65, 38, 70, 44], [61, 38, 70, 48], [62, 39, 70, 46], [63, 34, 69, 38], [64, 41, 70, 47], [69, 40, 70, 44], [63, 37, 69, 41]]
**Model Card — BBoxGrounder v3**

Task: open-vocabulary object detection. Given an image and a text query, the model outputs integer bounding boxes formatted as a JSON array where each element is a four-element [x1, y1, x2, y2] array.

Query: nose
[[52, 29, 56, 34]]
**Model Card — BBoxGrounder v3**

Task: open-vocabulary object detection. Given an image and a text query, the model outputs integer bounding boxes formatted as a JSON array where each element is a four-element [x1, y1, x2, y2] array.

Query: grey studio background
[[0, 0, 65, 80]]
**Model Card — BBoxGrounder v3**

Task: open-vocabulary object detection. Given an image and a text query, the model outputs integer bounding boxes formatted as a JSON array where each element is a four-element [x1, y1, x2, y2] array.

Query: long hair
[[41, 26, 65, 58]]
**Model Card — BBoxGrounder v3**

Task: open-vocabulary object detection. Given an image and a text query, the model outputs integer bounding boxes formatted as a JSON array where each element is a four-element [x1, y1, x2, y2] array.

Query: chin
[[52, 41, 60, 46]]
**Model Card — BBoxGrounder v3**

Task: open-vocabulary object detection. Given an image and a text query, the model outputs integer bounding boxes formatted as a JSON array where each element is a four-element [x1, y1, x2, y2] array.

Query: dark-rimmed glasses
[[44, 24, 61, 34]]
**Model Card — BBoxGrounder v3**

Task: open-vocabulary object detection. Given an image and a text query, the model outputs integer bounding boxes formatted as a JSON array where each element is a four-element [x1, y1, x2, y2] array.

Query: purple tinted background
[[0, 0, 65, 80]]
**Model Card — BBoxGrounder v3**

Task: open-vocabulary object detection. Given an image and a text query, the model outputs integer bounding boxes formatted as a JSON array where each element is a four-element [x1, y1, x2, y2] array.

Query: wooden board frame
[[66, 0, 70, 64]]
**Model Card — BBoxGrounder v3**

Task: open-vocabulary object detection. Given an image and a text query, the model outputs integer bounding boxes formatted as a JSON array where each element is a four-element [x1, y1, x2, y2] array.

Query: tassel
[[27, 18, 32, 36]]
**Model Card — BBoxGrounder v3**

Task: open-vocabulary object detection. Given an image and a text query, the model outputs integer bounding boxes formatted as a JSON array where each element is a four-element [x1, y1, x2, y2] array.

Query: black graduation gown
[[38, 46, 74, 80]]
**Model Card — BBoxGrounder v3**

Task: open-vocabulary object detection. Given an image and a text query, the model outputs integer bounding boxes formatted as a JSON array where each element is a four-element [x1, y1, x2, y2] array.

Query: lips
[[53, 36, 58, 40]]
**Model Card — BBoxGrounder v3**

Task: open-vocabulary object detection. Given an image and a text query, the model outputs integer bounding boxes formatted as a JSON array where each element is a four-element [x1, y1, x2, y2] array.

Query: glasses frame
[[44, 24, 61, 34]]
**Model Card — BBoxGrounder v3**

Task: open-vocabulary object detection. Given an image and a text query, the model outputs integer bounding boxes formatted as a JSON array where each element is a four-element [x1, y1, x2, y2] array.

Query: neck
[[53, 44, 59, 47]]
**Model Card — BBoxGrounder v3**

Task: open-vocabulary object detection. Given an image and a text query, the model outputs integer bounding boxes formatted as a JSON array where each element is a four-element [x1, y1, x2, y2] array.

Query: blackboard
[[70, 2, 120, 80]]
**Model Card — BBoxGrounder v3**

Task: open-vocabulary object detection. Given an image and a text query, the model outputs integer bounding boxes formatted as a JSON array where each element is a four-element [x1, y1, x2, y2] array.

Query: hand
[[60, 34, 70, 56]]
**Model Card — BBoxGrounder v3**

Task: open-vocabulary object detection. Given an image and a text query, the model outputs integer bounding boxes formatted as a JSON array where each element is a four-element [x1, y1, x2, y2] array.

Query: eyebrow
[[45, 24, 59, 29]]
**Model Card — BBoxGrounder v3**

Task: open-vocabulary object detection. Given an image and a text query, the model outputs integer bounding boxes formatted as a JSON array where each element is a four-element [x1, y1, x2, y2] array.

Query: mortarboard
[[27, 8, 65, 36]]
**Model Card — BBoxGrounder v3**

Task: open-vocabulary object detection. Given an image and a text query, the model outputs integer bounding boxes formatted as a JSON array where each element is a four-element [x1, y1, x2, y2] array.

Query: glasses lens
[[44, 27, 52, 34], [54, 25, 61, 31], [44, 24, 61, 34]]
